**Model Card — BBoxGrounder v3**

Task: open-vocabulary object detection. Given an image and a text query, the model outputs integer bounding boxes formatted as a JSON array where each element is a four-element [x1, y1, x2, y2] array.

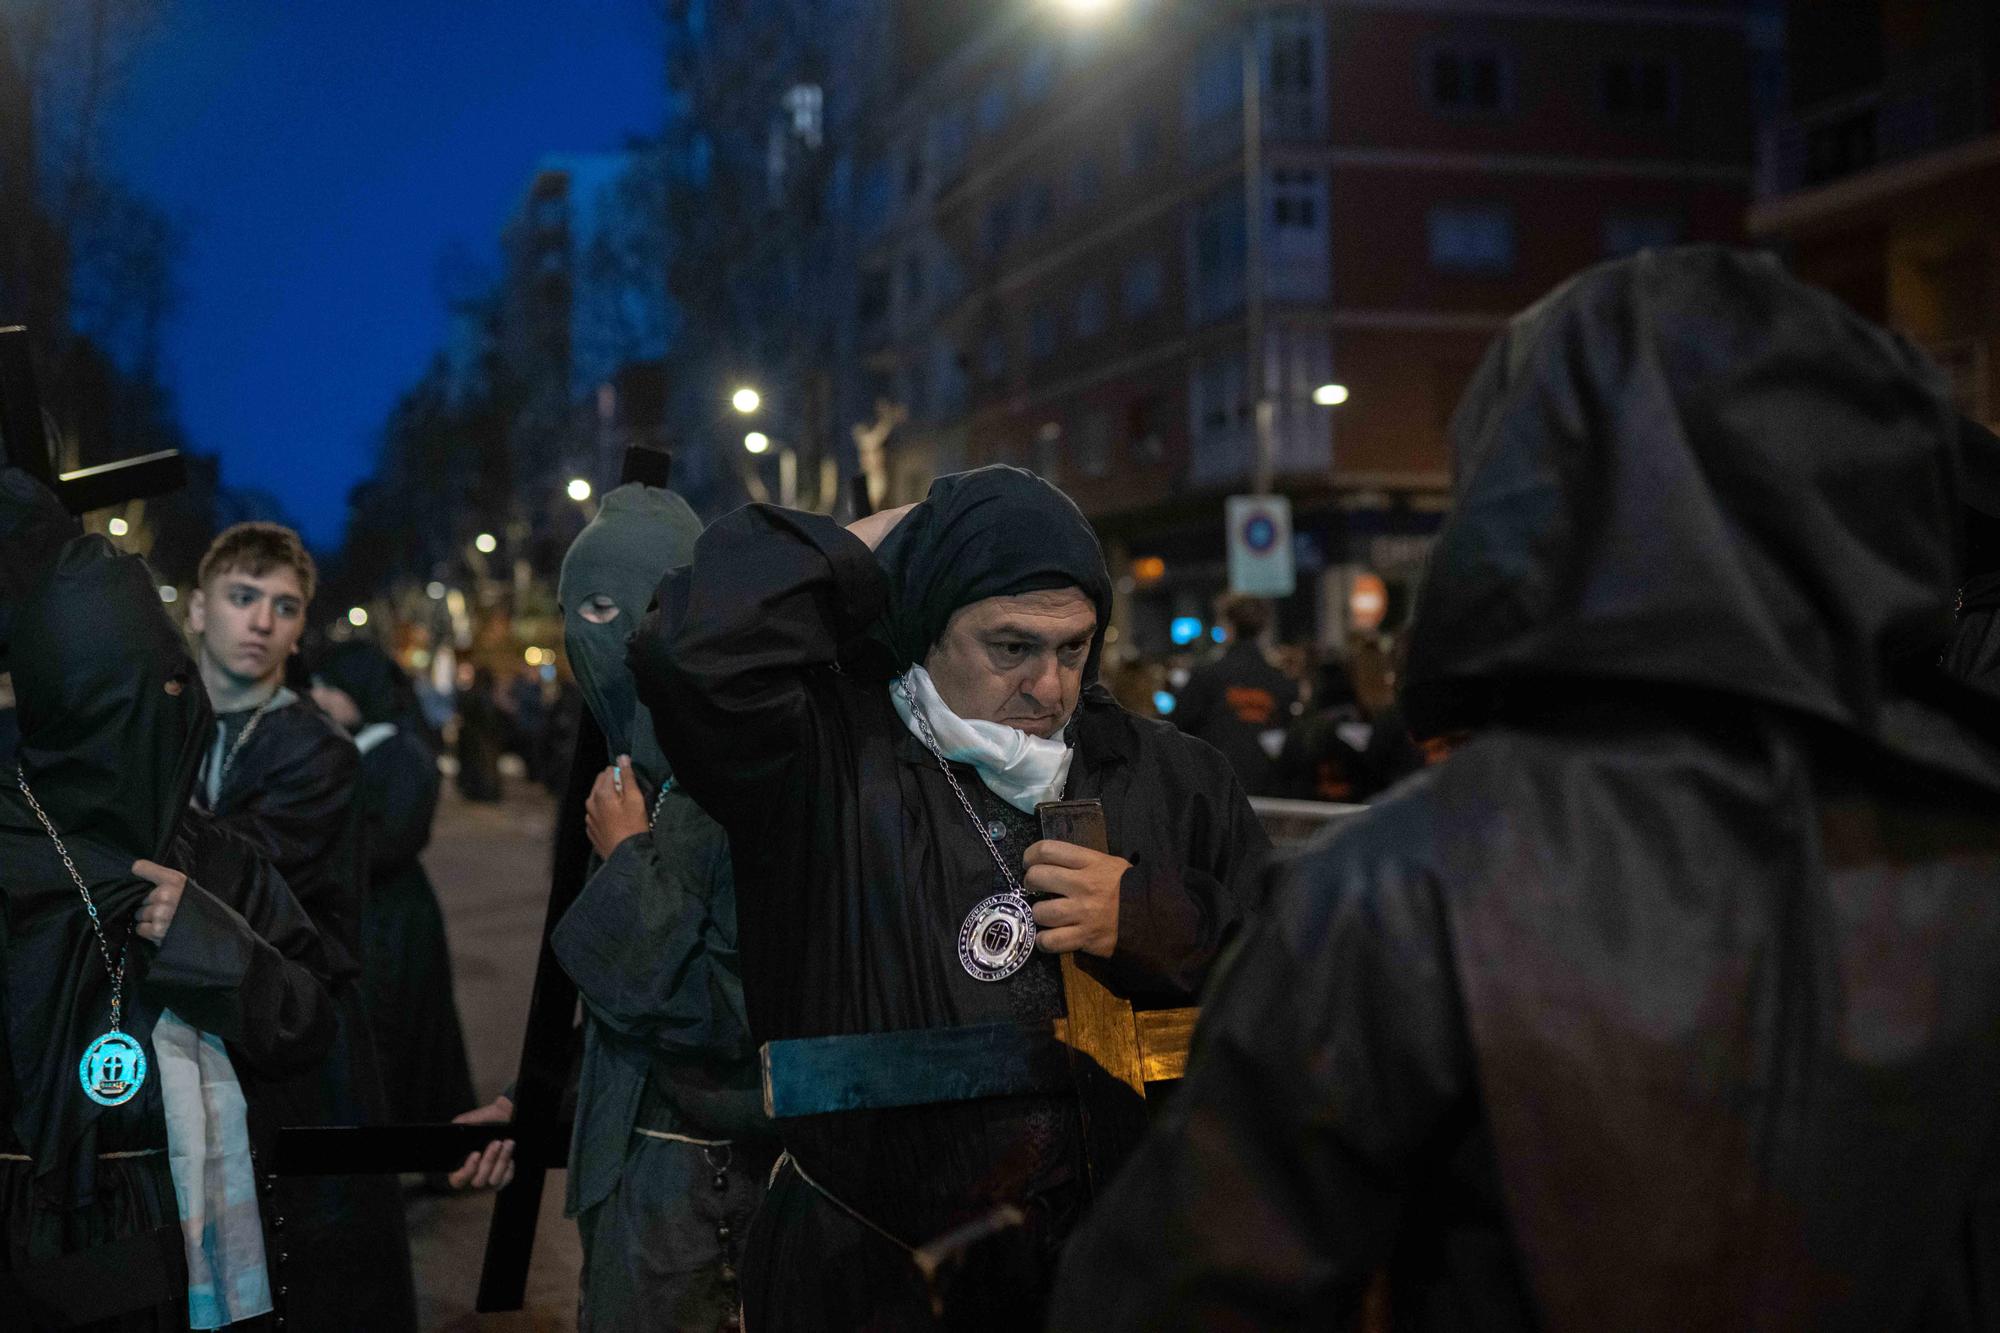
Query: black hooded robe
[[1048, 247, 2000, 1331], [313, 642, 475, 1126], [199, 675, 416, 1332], [631, 471, 1267, 1331], [0, 471, 338, 1330]]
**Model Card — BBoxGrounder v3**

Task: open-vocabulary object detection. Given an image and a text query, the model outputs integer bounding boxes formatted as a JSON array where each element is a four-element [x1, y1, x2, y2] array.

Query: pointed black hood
[[1402, 246, 2000, 791]]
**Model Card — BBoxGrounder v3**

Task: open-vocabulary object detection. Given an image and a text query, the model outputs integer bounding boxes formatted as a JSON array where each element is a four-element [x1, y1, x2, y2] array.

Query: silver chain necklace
[[208, 689, 283, 804], [896, 677, 1040, 982], [15, 767, 148, 1106]]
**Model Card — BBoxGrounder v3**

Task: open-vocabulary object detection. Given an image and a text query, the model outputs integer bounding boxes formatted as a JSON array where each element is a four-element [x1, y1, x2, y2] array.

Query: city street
[[406, 772, 582, 1332]]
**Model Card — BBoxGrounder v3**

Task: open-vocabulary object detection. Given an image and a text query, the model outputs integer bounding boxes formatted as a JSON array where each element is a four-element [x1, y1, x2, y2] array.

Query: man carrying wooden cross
[[631, 463, 1268, 1329]]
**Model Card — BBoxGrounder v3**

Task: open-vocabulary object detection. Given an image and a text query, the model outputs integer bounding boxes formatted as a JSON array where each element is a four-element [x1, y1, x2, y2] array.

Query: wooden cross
[[0, 326, 185, 513]]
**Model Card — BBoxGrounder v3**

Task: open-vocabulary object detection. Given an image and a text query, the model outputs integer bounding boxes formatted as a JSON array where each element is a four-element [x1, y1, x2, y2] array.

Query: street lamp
[[1052, 0, 1119, 16], [567, 477, 593, 502], [474, 532, 498, 554], [731, 386, 762, 415], [347, 606, 369, 628], [1313, 382, 1350, 407], [426, 581, 447, 600], [744, 431, 771, 455], [107, 516, 129, 537]]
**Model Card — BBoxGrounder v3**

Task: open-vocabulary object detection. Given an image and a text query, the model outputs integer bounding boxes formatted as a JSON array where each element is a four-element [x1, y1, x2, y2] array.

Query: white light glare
[[347, 606, 369, 627], [107, 516, 130, 537], [1313, 382, 1350, 407], [474, 532, 498, 554], [744, 431, 772, 455], [566, 478, 593, 502], [731, 387, 762, 414], [426, 581, 447, 600]]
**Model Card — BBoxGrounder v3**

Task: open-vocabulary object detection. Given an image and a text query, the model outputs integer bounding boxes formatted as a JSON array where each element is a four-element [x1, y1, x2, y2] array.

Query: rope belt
[[632, 1127, 731, 1148], [0, 1149, 165, 1162], [774, 1150, 917, 1255]]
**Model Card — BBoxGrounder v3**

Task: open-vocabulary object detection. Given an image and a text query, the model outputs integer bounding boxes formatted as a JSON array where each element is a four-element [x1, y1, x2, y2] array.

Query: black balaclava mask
[[873, 464, 1113, 681], [559, 482, 702, 789]]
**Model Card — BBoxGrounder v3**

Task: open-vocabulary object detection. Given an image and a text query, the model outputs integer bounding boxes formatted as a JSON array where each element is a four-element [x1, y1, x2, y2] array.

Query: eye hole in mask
[[578, 594, 621, 626]]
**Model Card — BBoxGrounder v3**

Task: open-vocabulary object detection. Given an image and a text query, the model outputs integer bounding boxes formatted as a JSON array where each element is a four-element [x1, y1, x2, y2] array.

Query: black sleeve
[[222, 726, 364, 968], [1049, 820, 1474, 1330], [1092, 740, 1268, 1001], [630, 504, 887, 832], [140, 842, 338, 1080], [1172, 664, 1217, 738]]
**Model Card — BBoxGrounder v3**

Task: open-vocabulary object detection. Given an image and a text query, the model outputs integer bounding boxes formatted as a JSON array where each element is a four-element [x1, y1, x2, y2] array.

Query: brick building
[[865, 0, 1763, 653], [1751, 0, 2000, 428]]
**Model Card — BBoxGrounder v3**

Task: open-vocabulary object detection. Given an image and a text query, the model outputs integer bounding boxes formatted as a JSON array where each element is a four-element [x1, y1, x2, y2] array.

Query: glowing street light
[[1052, 0, 1118, 16], [474, 532, 498, 554], [426, 581, 447, 600], [731, 386, 762, 414], [566, 477, 593, 502], [1313, 382, 1350, 407], [107, 516, 130, 537], [347, 606, 369, 627], [158, 585, 178, 603], [744, 431, 772, 455]]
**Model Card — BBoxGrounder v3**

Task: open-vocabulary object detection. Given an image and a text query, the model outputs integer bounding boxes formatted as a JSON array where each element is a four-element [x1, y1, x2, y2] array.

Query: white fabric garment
[[153, 1010, 273, 1330], [352, 721, 398, 756], [891, 666, 1073, 813]]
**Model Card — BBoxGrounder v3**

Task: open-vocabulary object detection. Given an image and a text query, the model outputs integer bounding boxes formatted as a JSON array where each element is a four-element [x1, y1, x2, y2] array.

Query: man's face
[[924, 588, 1096, 738], [188, 566, 308, 688]]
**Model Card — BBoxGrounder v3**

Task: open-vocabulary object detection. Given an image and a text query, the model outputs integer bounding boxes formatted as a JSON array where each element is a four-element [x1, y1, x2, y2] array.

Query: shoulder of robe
[[1080, 690, 1236, 785], [257, 701, 360, 780], [1265, 764, 1450, 950]]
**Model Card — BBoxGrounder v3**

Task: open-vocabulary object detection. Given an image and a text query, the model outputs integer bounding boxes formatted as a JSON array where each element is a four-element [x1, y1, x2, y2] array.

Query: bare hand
[[845, 502, 917, 551], [585, 756, 651, 859], [131, 860, 186, 943], [1024, 840, 1128, 958], [447, 1095, 516, 1190]]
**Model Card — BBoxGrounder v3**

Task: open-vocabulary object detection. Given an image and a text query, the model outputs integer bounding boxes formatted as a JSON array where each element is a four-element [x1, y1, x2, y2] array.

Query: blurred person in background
[[454, 666, 504, 802], [310, 640, 475, 1132], [1274, 658, 1371, 803], [1170, 595, 1298, 797]]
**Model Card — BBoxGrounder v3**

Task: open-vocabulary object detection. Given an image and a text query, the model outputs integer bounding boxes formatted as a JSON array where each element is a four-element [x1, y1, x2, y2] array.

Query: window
[[1123, 111, 1162, 174], [1263, 8, 1325, 138], [977, 79, 1010, 135], [1598, 56, 1678, 123], [981, 195, 1016, 257], [1077, 410, 1114, 477], [1425, 44, 1511, 114], [1271, 169, 1318, 229], [1030, 303, 1061, 361], [1021, 179, 1055, 235], [1185, 33, 1242, 131], [1602, 211, 1682, 256], [1191, 187, 1248, 322], [981, 330, 1008, 380], [1128, 393, 1168, 463], [1428, 205, 1515, 274], [1075, 280, 1109, 339], [1022, 43, 1058, 103], [1068, 155, 1103, 211], [1123, 254, 1165, 315], [784, 83, 824, 149]]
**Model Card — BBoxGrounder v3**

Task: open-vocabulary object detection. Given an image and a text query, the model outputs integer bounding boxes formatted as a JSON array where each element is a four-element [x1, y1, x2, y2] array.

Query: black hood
[[312, 639, 405, 729], [10, 533, 209, 856], [1402, 246, 1997, 789], [873, 464, 1113, 680]]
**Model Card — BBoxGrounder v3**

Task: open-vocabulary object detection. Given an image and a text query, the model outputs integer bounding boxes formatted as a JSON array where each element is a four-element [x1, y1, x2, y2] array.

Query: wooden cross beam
[[0, 326, 185, 514], [273, 446, 677, 1314]]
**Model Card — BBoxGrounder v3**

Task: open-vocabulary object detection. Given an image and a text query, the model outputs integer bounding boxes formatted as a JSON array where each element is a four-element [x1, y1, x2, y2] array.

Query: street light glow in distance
[[347, 606, 369, 627], [744, 431, 771, 455], [731, 387, 762, 414], [427, 581, 447, 600], [107, 516, 129, 537], [567, 478, 593, 502], [1313, 382, 1350, 407], [1052, 0, 1118, 16], [474, 532, 498, 554]]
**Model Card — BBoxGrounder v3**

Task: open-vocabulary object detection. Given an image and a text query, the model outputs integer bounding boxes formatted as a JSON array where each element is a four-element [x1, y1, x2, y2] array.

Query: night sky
[[109, 1, 668, 551]]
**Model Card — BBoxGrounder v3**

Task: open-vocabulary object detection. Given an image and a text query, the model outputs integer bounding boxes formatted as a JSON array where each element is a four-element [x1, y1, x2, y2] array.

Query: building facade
[[1752, 0, 2000, 429], [864, 0, 1761, 652]]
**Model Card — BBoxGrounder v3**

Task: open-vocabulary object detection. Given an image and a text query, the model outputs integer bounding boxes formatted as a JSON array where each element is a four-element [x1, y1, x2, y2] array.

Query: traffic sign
[[1226, 495, 1295, 597]]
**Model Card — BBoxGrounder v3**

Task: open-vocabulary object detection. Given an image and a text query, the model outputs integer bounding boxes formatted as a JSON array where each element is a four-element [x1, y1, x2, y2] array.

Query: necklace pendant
[[79, 1031, 146, 1107], [958, 894, 1036, 982]]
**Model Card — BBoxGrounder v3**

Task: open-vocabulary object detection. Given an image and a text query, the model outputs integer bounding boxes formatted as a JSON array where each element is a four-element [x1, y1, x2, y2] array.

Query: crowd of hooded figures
[[5, 246, 2000, 1332]]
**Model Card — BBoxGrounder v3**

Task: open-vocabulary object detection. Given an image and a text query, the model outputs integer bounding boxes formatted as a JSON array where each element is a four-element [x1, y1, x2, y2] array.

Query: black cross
[[0, 326, 185, 513]]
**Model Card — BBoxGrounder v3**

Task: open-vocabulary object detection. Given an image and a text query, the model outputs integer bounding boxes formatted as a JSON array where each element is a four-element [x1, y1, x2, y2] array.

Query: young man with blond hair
[[187, 520, 417, 1332]]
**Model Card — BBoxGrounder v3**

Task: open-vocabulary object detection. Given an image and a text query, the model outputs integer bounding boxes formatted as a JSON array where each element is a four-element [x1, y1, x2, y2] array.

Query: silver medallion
[[959, 893, 1037, 982], [79, 1030, 146, 1107]]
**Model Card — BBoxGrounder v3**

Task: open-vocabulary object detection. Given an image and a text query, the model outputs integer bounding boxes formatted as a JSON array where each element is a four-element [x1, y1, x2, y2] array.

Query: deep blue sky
[[109, 1, 667, 550]]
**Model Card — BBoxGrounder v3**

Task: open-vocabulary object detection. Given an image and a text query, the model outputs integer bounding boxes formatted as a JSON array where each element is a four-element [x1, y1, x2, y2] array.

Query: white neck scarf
[[892, 666, 1074, 813]]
